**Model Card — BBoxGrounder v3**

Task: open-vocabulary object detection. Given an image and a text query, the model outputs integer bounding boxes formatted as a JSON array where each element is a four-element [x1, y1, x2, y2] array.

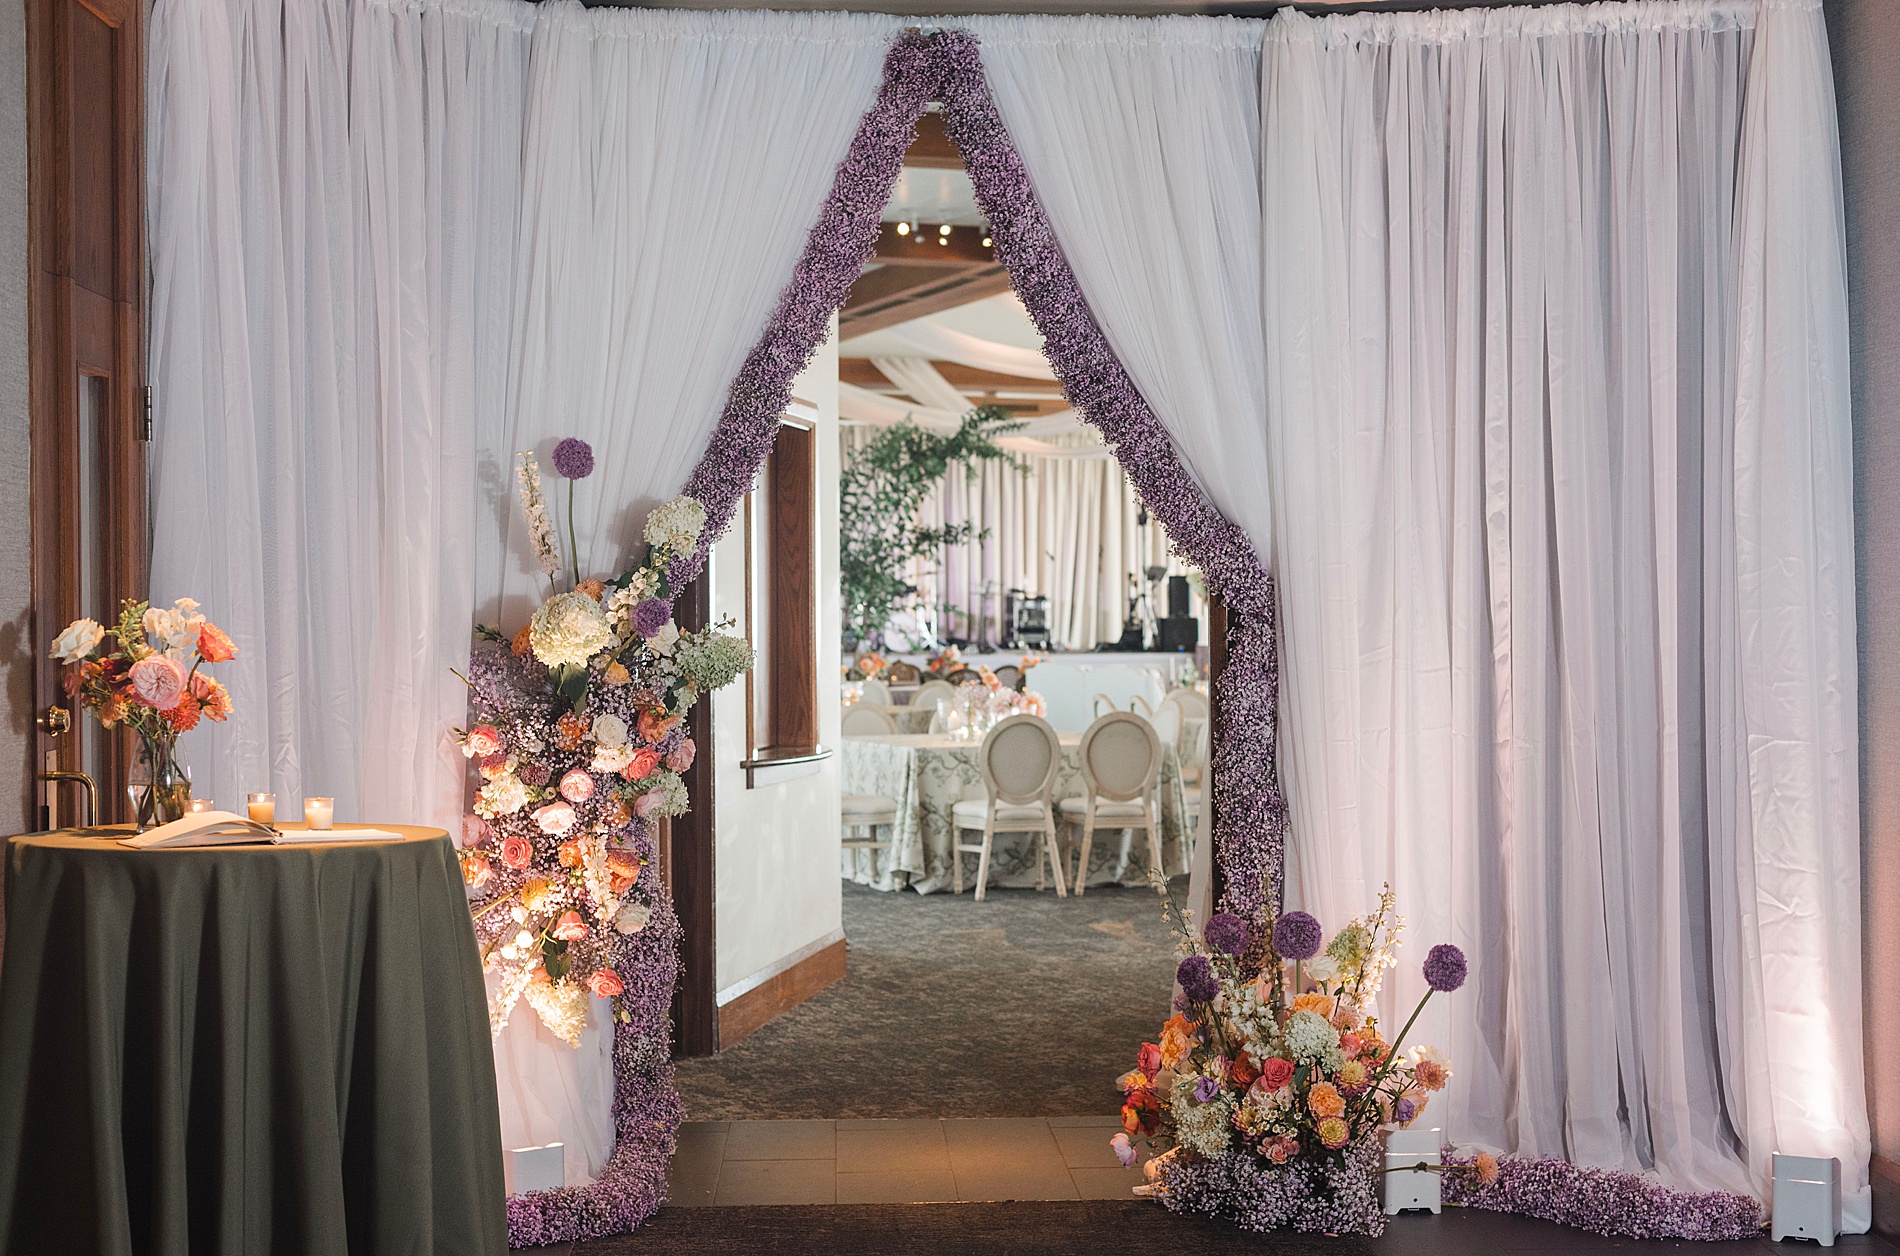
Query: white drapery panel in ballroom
[[1260, 0, 1866, 1225], [148, 0, 902, 1187], [963, 14, 1276, 566]]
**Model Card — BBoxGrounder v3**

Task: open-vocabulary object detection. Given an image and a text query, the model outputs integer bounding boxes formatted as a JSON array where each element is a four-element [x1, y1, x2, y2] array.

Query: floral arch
[[505, 29, 1288, 1246]]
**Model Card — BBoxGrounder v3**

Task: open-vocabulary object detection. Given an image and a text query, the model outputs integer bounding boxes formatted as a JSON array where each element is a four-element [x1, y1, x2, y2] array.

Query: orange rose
[[621, 748, 661, 781], [460, 851, 492, 888], [636, 707, 679, 745], [600, 797, 632, 829], [603, 662, 631, 688], [557, 841, 582, 869], [554, 712, 588, 751], [511, 625, 534, 658], [196, 622, 238, 663], [1227, 1052, 1260, 1088]]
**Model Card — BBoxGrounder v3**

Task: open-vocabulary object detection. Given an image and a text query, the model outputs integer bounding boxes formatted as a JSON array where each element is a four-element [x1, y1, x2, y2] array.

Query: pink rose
[[461, 815, 493, 848], [1136, 1042, 1162, 1078], [465, 724, 501, 757], [551, 910, 587, 942], [533, 801, 575, 836], [588, 968, 624, 998], [665, 738, 696, 772], [558, 769, 595, 804], [621, 748, 661, 781], [129, 655, 187, 710], [1257, 1056, 1294, 1092], [500, 835, 532, 869], [633, 790, 665, 819]]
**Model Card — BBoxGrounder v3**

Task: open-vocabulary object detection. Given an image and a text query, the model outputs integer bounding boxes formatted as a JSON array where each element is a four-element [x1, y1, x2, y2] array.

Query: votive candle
[[247, 792, 276, 825], [303, 796, 334, 830], [187, 798, 215, 814]]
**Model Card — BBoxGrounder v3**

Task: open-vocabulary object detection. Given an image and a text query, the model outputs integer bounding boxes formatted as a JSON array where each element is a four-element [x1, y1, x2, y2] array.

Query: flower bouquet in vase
[[50, 598, 238, 827], [1114, 884, 1465, 1237]]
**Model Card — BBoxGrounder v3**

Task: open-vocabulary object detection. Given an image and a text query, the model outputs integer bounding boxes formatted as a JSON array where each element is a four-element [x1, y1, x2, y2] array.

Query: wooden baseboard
[[716, 937, 846, 1049], [1873, 1153, 1900, 1239]]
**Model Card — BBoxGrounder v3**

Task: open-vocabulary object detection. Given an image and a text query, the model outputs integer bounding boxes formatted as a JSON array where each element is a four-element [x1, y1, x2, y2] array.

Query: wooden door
[[27, 0, 146, 828]]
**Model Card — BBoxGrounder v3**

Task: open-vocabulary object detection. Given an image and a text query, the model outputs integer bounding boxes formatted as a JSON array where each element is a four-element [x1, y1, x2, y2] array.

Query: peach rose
[[465, 724, 501, 757], [606, 849, 641, 893], [665, 738, 696, 773], [621, 748, 661, 781], [551, 910, 587, 942], [588, 968, 624, 998], [558, 769, 595, 804], [196, 621, 238, 663], [636, 707, 678, 745], [1291, 992, 1336, 1021], [129, 655, 187, 710], [500, 834, 533, 869], [557, 841, 582, 869], [460, 851, 492, 888], [603, 661, 631, 688], [533, 801, 576, 836], [462, 815, 493, 848]]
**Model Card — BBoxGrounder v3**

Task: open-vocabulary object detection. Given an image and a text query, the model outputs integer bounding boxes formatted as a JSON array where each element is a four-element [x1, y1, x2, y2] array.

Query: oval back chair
[[1059, 711, 1163, 895], [949, 713, 1066, 900]]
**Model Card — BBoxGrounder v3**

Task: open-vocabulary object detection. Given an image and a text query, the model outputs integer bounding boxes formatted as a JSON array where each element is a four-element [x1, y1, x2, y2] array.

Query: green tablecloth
[[0, 826, 505, 1256]]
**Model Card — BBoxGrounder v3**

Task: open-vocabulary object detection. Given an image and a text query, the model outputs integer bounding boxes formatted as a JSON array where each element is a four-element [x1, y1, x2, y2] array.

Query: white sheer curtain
[[963, 15, 1275, 564], [149, 0, 900, 1187], [148, 0, 533, 832], [1261, 0, 1866, 1223]]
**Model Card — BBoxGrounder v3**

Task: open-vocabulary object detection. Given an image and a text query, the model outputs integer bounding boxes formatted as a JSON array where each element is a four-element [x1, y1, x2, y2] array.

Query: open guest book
[[118, 810, 403, 848]]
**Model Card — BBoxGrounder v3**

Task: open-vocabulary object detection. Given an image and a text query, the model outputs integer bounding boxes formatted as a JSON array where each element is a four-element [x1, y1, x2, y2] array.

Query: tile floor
[[668, 1116, 1150, 1207]]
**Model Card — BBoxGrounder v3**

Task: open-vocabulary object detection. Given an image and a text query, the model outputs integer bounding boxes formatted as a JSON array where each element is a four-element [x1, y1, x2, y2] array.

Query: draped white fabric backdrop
[[146, 0, 1866, 1222], [148, 0, 900, 1185], [1260, 0, 1865, 1222]]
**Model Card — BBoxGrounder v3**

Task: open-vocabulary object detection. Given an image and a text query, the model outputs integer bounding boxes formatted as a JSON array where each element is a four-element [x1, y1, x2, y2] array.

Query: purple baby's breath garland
[[1441, 1153, 1764, 1242], [1156, 1134, 1387, 1237]]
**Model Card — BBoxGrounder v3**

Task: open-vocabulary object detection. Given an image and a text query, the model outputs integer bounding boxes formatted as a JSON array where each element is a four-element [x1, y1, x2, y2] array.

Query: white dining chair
[[842, 792, 900, 862], [1092, 692, 1117, 719], [1058, 711, 1163, 896], [1160, 688, 1209, 784], [842, 703, 899, 736], [913, 678, 957, 714], [949, 714, 1066, 901], [1127, 693, 1154, 717], [858, 677, 891, 707]]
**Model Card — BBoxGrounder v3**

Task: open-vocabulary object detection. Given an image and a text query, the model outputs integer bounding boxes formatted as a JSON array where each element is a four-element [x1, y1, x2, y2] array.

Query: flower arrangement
[[462, 442, 752, 1046], [847, 653, 886, 681], [1119, 885, 1464, 1236], [50, 597, 237, 825], [925, 644, 962, 675]]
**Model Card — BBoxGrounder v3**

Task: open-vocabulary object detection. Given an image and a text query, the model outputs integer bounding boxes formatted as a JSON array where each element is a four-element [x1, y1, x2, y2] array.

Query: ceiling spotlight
[[896, 221, 909, 236], [982, 236, 993, 248], [938, 223, 952, 236], [938, 235, 949, 246]]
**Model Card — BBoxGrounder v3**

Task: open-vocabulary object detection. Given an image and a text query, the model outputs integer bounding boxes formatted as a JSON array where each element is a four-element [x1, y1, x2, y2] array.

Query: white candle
[[247, 792, 276, 825], [187, 798, 215, 815], [303, 796, 334, 830]]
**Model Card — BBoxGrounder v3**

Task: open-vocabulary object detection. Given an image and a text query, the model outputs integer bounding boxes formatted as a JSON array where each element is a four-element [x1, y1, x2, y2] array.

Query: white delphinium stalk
[[517, 452, 562, 595]]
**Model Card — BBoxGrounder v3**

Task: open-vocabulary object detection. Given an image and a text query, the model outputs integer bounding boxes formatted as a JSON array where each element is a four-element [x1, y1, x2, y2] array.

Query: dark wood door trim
[[1206, 593, 1229, 913], [669, 571, 719, 1056]]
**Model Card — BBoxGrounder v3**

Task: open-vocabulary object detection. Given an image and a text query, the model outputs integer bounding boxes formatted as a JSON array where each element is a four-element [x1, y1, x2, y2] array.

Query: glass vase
[[135, 734, 191, 829]]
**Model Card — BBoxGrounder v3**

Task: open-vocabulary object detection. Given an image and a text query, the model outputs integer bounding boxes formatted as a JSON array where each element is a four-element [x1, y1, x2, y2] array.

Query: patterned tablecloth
[[841, 732, 1190, 894]]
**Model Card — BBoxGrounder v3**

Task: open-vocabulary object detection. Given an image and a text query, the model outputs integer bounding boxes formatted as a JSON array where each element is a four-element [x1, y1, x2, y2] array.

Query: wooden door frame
[[26, 0, 148, 827]]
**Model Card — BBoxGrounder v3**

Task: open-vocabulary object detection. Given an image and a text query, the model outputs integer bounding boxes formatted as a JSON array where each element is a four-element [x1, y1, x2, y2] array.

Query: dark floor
[[528, 1202, 1900, 1256], [673, 880, 1180, 1119]]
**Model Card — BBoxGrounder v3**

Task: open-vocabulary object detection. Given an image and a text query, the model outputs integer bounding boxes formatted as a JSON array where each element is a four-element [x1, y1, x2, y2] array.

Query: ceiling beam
[[841, 263, 1018, 337]]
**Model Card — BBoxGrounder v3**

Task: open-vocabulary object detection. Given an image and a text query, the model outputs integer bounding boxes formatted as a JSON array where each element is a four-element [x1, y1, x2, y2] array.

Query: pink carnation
[[129, 655, 188, 710], [558, 769, 595, 804]]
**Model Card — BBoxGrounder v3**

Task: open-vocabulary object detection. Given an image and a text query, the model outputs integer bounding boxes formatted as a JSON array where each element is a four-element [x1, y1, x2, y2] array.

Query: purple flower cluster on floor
[[1156, 1134, 1387, 1237], [1441, 1152, 1764, 1242]]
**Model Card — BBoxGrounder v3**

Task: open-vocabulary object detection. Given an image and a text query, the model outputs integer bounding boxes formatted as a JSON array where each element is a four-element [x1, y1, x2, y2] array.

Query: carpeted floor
[[673, 880, 1181, 1119]]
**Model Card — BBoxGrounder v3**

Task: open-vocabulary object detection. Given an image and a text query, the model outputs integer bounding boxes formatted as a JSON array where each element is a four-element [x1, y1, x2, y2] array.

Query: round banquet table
[[0, 824, 505, 1256], [840, 732, 1190, 894]]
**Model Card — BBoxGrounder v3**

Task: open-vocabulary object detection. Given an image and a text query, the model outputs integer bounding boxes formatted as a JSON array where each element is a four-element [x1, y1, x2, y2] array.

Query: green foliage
[[840, 406, 1024, 646]]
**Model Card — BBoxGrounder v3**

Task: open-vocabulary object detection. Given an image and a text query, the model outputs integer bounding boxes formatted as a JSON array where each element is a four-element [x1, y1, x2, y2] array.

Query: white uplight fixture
[[1772, 1154, 1842, 1247], [1382, 1126, 1442, 1215]]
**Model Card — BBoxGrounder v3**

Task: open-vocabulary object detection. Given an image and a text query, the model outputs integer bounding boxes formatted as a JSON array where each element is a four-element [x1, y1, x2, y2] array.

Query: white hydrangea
[[475, 772, 530, 818], [644, 495, 707, 555], [1170, 1075, 1234, 1158], [646, 773, 689, 817], [523, 977, 590, 1048], [529, 591, 615, 668], [1283, 1009, 1344, 1070]]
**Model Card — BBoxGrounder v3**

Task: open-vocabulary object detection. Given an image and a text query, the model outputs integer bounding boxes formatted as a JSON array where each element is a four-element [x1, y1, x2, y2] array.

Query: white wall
[[711, 319, 844, 996]]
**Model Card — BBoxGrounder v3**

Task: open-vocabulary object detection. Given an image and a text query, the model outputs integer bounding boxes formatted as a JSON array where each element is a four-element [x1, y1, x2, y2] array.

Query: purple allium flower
[[1204, 911, 1249, 957], [632, 598, 671, 639], [1177, 955, 1219, 1003], [1193, 1075, 1221, 1102], [1272, 910, 1324, 961], [551, 437, 595, 480], [1423, 943, 1468, 993], [1394, 1096, 1417, 1125]]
